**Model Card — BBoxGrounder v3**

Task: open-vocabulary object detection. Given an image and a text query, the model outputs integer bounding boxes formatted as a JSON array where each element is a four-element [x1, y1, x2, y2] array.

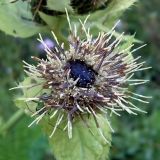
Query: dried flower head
[[70, 0, 111, 14], [13, 13, 151, 140]]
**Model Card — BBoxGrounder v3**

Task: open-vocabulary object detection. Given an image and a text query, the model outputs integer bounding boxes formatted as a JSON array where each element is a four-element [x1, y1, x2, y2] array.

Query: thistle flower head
[[15, 14, 151, 140]]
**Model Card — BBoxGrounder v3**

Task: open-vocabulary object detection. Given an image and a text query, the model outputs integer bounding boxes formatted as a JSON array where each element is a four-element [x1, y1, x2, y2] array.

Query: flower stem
[[0, 109, 24, 134]]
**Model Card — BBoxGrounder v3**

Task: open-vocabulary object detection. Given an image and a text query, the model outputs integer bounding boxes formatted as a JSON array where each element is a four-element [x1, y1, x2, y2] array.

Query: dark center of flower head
[[68, 59, 96, 88]]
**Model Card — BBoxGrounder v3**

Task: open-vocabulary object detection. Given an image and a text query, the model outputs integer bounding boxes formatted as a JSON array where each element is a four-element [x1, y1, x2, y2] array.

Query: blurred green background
[[0, 0, 160, 159]]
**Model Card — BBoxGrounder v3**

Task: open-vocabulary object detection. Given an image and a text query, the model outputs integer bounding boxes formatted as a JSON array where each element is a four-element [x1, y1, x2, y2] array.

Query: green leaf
[[0, 1, 46, 37], [43, 114, 111, 160], [88, 0, 137, 29], [107, 0, 137, 14], [117, 34, 136, 60], [47, 0, 73, 12], [14, 77, 45, 114], [15, 76, 112, 160]]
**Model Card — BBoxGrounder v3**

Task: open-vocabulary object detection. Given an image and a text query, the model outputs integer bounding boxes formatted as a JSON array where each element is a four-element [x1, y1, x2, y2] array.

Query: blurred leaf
[[0, 1, 46, 37], [15, 75, 112, 160], [29, 136, 55, 160], [107, 0, 137, 14], [0, 116, 48, 160], [149, 111, 160, 131], [94, 0, 137, 27], [47, 0, 73, 12], [43, 114, 111, 160]]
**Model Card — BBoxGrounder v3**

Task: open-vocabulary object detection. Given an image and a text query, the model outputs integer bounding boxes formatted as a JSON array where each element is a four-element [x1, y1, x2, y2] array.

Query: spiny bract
[[13, 14, 151, 140]]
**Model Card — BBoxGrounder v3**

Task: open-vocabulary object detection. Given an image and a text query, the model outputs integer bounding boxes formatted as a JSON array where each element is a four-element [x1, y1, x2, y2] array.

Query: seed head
[[14, 15, 151, 140]]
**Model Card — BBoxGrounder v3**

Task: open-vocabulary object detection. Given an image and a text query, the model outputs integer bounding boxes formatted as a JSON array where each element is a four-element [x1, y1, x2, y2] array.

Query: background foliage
[[0, 0, 160, 159]]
